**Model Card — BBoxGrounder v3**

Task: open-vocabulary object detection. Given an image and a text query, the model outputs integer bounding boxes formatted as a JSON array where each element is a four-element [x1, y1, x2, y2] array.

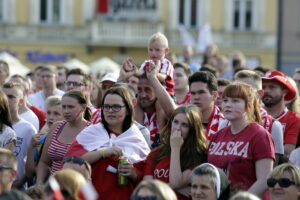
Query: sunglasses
[[64, 156, 86, 166], [267, 178, 296, 188], [0, 165, 13, 171], [131, 196, 157, 200]]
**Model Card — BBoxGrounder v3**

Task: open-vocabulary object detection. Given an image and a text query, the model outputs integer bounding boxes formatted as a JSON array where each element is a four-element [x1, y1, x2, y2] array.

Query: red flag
[[98, 0, 109, 14]]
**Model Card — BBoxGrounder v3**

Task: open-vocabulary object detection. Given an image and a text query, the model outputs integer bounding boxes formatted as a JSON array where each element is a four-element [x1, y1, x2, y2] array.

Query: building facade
[[0, 0, 277, 70]]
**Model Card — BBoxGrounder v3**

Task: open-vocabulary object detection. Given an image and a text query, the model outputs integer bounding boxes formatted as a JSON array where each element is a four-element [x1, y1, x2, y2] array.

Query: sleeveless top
[[47, 121, 71, 174]]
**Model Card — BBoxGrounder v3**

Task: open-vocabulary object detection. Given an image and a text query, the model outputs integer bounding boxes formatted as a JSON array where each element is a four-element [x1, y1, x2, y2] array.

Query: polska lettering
[[209, 141, 249, 158], [154, 169, 169, 178]]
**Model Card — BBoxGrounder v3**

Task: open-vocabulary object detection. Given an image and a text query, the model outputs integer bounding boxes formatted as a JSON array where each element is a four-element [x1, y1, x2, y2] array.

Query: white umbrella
[[64, 58, 90, 73], [0, 52, 30, 76], [89, 57, 120, 75]]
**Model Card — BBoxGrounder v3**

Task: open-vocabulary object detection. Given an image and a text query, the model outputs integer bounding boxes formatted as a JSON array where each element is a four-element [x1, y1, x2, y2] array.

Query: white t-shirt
[[290, 148, 300, 168], [13, 119, 37, 181], [0, 126, 16, 148], [20, 109, 40, 131], [28, 89, 64, 111]]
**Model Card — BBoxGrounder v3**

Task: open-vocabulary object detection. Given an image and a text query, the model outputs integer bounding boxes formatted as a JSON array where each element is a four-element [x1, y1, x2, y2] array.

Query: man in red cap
[[262, 70, 300, 157]]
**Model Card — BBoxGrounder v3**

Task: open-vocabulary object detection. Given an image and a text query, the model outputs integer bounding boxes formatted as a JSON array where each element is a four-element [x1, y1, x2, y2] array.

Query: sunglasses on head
[[63, 156, 86, 165], [0, 165, 13, 171], [131, 196, 157, 200], [267, 178, 296, 188]]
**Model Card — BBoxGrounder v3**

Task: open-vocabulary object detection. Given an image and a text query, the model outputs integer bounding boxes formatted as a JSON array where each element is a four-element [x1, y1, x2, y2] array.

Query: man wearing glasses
[[65, 68, 96, 113]]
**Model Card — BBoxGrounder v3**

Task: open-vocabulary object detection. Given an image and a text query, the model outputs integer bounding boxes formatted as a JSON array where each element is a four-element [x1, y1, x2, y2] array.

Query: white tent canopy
[[63, 58, 90, 73], [0, 52, 30, 76], [89, 57, 120, 75]]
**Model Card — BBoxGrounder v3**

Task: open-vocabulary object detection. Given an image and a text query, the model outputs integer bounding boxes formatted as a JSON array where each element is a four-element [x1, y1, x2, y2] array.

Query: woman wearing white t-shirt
[[0, 90, 16, 151]]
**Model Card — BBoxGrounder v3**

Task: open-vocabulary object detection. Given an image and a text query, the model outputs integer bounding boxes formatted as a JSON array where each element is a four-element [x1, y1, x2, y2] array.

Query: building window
[[40, 0, 61, 24], [233, 0, 253, 31], [0, 0, 5, 22], [179, 0, 200, 28]]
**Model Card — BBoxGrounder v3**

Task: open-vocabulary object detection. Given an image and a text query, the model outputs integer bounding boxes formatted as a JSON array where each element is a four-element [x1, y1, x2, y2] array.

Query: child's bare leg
[[135, 104, 144, 125], [155, 101, 167, 132]]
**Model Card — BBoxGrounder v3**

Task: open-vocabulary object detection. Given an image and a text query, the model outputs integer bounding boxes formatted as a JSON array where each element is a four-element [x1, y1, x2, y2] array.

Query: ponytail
[[84, 107, 92, 121]]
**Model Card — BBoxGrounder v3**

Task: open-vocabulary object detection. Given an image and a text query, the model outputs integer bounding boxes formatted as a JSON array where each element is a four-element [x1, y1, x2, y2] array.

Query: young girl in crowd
[[0, 90, 16, 151], [36, 91, 91, 183], [26, 96, 63, 182], [208, 82, 275, 197], [143, 105, 207, 200], [66, 86, 150, 200]]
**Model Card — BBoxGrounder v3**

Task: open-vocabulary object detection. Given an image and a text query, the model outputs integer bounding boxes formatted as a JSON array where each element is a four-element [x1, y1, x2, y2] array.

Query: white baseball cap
[[101, 73, 119, 83]]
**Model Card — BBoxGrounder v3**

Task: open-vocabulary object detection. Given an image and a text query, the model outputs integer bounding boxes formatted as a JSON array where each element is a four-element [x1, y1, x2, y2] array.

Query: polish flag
[[97, 0, 109, 14], [79, 181, 98, 200], [48, 176, 64, 200]]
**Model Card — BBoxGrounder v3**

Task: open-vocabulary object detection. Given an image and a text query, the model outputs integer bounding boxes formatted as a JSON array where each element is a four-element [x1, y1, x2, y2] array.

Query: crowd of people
[[0, 32, 299, 200]]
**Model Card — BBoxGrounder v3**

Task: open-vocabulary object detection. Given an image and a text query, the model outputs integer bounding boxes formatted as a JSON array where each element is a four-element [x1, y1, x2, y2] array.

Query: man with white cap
[[262, 70, 300, 157], [101, 73, 119, 95]]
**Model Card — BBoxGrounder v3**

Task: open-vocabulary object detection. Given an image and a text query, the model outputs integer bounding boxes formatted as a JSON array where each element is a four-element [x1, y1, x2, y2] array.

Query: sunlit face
[[57, 68, 67, 84], [191, 175, 217, 200], [34, 69, 43, 90], [269, 171, 300, 200], [46, 105, 63, 127], [61, 96, 85, 122], [171, 113, 190, 139], [190, 82, 215, 112], [137, 78, 157, 109], [66, 75, 85, 92], [215, 85, 227, 109], [128, 76, 139, 93], [41, 70, 56, 90], [174, 67, 189, 90], [262, 81, 285, 107], [90, 85, 99, 103], [2, 87, 22, 115], [148, 41, 168, 62], [103, 94, 127, 129], [222, 97, 246, 122]]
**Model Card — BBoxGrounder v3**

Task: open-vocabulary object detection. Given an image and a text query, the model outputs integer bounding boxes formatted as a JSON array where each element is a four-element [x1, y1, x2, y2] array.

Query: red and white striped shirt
[[141, 58, 174, 96], [143, 112, 158, 145], [48, 121, 71, 174], [204, 105, 226, 141]]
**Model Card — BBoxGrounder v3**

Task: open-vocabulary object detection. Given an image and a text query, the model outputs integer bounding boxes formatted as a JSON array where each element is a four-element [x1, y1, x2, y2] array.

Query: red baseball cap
[[262, 70, 296, 101]]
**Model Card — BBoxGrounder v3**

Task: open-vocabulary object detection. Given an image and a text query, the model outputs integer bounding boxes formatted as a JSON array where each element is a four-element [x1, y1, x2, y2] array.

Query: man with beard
[[262, 70, 300, 157]]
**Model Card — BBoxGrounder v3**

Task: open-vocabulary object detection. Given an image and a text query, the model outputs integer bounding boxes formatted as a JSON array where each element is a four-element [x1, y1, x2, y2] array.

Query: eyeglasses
[[102, 104, 126, 112], [64, 81, 85, 87], [267, 178, 296, 188], [0, 165, 13, 171], [131, 196, 157, 200]]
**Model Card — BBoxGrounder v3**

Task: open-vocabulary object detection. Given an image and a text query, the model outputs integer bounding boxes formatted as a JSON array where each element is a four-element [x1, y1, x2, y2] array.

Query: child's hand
[[122, 58, 136, 72]]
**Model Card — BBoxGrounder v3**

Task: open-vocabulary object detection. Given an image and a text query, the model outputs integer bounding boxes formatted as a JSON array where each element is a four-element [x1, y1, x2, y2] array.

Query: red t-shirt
[[275, 108, 300, 145], [143, 151, 192, 200], [208, 123, 275, 191], [30, 106, 46, 130]]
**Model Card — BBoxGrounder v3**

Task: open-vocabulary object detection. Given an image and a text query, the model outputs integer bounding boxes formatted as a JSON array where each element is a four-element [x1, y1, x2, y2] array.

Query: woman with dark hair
[[0, 90, 16, 151], [66, 86, 150, 200], [143, 104, 207, 200], [36, 90, 91, 183]]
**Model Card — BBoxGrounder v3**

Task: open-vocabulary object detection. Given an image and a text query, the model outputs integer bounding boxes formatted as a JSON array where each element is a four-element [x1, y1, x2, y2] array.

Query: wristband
[[102, 149, 106, 159]]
